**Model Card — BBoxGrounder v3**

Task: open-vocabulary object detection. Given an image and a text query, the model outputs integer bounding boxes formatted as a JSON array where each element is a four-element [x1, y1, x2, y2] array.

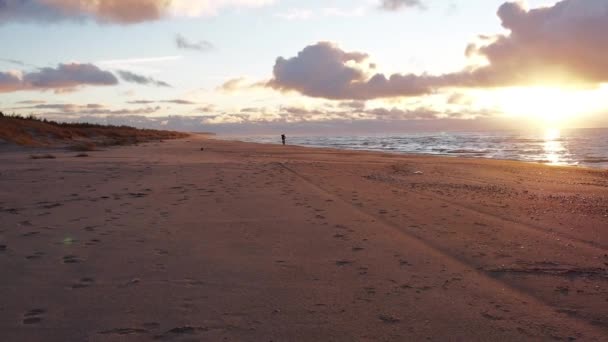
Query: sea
[[228, 128, 608, 169]]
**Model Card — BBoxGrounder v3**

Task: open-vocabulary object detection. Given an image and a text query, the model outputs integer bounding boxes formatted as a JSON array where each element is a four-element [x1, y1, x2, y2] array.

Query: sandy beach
[[0, 134, 606, 341]]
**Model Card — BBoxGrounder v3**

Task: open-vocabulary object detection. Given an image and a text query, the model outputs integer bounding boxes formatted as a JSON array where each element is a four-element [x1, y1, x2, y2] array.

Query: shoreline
[[215, 135, 608, 172], [1, 135, 606, 341]]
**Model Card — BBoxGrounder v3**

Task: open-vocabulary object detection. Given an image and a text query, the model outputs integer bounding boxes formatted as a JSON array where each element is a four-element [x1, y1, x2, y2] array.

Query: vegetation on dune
[[0, 111, 189, 147]]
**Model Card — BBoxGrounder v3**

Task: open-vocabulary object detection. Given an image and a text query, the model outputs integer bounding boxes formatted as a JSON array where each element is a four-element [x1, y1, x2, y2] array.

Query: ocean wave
[[230, 129, 608, 169]]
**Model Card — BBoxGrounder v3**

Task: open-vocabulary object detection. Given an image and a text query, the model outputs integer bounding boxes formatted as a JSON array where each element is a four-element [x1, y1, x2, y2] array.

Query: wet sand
[[0, 134, 606, 341]]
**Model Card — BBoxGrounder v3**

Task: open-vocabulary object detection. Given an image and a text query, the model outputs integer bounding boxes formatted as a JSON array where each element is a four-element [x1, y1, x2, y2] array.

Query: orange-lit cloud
[[0, 0, 274, 24], [464, 0, 608, 87]]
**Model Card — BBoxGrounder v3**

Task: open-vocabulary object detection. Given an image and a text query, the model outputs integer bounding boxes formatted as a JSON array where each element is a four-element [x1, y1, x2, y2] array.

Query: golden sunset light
[[1, 1, 607, 341]]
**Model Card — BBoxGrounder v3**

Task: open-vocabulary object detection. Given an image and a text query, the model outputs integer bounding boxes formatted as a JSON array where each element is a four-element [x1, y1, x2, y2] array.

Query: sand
[[0, 134, 606, 341]]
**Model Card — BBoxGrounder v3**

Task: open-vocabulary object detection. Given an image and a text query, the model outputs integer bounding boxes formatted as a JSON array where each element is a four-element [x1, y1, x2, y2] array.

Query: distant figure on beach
[[281, 134, 286, 146]]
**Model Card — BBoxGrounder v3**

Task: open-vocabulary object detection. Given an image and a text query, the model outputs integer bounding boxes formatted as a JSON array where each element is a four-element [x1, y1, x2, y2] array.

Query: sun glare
[[477, 86, 607, 127], [500, 88, 580, 125]]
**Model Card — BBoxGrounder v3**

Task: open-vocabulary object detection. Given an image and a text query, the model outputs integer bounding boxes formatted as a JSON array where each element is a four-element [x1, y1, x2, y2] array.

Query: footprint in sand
[[21, 231, 40, 237], [71, 277, 95, 289], [98, 328, 148, 335], [335, 260, 354, 267], [378, 314, 401, 324], [399, 259, 412, 267], [26, 252, 45, 260], [155, 326, 207, 339], [23, 309, 46, 325], [0, 244, 6, 252], [63, 255, 82, 264], [85, 239, 101, 246]]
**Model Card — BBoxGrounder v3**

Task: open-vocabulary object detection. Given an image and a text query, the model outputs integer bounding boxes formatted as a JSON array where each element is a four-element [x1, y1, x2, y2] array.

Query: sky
[[0, 0, 607, 134]]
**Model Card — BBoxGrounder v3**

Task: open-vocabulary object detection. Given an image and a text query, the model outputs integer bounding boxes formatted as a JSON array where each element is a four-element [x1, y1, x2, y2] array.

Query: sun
[[498, 87, 583, 125], [474, 86, 607, 127]]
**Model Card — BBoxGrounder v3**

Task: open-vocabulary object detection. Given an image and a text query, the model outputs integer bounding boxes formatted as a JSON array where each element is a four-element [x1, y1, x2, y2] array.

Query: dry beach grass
[[0, 113, 188, 148]]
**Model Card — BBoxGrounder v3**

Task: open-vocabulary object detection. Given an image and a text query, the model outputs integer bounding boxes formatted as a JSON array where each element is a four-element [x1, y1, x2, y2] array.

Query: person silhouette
[[281, 134, 286, 145]]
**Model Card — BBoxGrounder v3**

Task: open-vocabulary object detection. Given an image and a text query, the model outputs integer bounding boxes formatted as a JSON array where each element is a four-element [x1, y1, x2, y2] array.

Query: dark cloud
[[0, 71, 22, 92], [25, 64, 118, 89], [267, 42, 447, 100], [0, 63, 118, 93], [117, 70, 171, 87], [379, 0, 425, 11], [28, 103, 80, 110], [175, 34, 214, 52], [268, 0, 608, 100]]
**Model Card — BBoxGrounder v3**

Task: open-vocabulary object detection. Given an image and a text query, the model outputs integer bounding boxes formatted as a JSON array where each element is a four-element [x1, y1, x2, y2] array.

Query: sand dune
[[0, 134, 606, 341]]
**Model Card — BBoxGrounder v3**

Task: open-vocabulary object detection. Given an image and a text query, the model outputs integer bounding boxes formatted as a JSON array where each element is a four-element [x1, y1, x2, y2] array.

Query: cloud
[[274, 9, 313, 20], [16, 100, 47, 105], [218, 77, 247, 92], [379, 0, 425, 11], [117, 70, 171, 87], [127, 100, 156, 105], [10, 102, 106, 111], [127, 99, 196, 105], [267, 42, 446, 100], [99, 56, 183, 66], [0, 63, 118, 93], [217, 77, 265, 92], [17, 102, 162, 116], [162, 99, 196, 105], [175, 34, 214, 52], [447, 93, 472, 105], [339, 101, 367, 110], [275, 6, 367, 20], [0, 58, 26, 66], [463, 0, 608, 87], [0, 70, 23, 92], [0, 0, 276, 24], [268, 0, 608, 100]]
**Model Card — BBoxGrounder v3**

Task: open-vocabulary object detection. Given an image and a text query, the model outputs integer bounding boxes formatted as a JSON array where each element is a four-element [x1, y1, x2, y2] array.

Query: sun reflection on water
[[543, 128, 566, 165]]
